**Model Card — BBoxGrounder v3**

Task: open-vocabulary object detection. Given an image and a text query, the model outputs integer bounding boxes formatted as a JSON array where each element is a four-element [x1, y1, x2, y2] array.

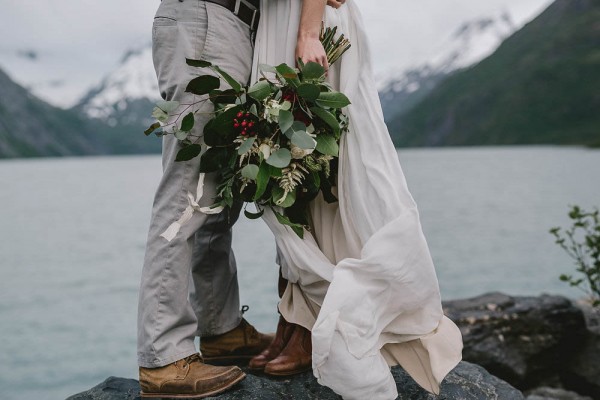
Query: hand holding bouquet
[[146, 26, 351, 238]]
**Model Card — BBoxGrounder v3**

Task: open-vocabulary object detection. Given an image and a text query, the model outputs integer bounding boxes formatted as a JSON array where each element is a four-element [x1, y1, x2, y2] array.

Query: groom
[[138, 0, 346, 398], [137, 0, 268, 398]]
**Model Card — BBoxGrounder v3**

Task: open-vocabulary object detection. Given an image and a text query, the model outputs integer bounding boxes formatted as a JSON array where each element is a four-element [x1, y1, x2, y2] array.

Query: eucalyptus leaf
[[144, 122, 161, 136], [175, 144, 202, 162], [268, 165, 283, 178], [254, 162, 271, 201], [209, 89, 237, 105], [247, 80, 272, 101], [237, 137, 256, 155], [152, 107, 169, 122], [156, 100, 180, 113], [259, 64, 278, 73], [186, 58, 212, 68], [244, 208, 265, 219], [180, 112, 195, 132], [272, 187, 297, 208], [199, 147, 229, 172], [175, 130, 189, 141], [316, 92, 351, 109], [284, 121, 308, 139], [275, 63, 300, 86], [310, 107, 340, 135], [274, 210, 304, 238], [275, 63, 298, 79], [249, 104, 259, 117], [316, 135, 339, 156], [213, 66, 242, 93], [297, 83, 320, 101], [266, 148, 292, 168], [301, 62, 326, 80], [185, 75, 220, 95], [291, 131, 317, 150], [203, 105, 242, 146], [241, 164, 260, 180], [278, 110, 294, 133]]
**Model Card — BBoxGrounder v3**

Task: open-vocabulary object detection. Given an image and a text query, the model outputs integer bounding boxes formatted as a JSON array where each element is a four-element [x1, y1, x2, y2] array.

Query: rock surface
[[67, 361, 523, 400], [563, 302, 600, 399], [524, 386, 593, 400], [442, 292, 588, 390]]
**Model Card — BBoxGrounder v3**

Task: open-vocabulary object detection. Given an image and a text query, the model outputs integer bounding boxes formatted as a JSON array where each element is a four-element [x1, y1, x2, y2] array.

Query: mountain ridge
[[0, 67, 160, 158], [388, 0, 600, 147]]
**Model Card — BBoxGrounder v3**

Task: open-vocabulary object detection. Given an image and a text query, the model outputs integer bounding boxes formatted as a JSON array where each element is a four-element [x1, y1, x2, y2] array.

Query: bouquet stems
[[320, 24, 351, 66]]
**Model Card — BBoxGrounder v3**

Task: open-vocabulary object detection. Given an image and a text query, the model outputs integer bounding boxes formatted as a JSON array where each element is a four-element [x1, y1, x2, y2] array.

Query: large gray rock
[[563, 304, 600, 400], [67, 361, 523, 400], [524, 386, 593, 400], [442, 292, 588, 390]]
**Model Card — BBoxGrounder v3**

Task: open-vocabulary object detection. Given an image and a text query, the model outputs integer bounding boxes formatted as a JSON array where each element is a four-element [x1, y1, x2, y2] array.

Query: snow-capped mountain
[[75, 12, 518, 128], [379, 12, 517, 119], [73, 46, 159, 127]]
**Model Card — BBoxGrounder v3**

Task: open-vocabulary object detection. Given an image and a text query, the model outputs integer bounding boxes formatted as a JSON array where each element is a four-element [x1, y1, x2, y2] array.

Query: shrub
[[549, 205, 600, 307]]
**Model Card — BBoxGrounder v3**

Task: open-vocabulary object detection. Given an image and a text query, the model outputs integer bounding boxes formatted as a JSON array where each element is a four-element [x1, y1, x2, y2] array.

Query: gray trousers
[[137, 0, 254, 368]]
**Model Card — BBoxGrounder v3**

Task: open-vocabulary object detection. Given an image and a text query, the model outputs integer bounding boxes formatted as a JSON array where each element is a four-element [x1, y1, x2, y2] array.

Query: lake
[[1, 146, 599, 399]]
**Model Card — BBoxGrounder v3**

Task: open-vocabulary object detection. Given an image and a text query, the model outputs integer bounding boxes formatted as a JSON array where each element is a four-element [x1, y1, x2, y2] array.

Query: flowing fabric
[[251, 1, 463, 399]]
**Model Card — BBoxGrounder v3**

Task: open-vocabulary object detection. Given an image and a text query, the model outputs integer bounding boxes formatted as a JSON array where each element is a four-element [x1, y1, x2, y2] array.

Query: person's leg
[[189, 197, 243, 338], [193, 208, 274, 365], [137, 0, 254, 369]]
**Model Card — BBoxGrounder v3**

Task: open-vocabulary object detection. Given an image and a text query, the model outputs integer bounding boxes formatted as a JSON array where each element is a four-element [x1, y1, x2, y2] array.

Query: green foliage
[[185, 75, 220, 96], [175, 144, 202, 162], [146, 28, 353, 237], [550, 205, 600, 307], [389, 0, 600, 147], [316, 92, 351, 109]]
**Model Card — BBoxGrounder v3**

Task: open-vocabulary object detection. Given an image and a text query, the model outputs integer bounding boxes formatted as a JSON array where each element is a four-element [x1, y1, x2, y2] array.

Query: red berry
[[241, 121, 247, 127], [234, 123, 240, 128], [237, 112, 243, 118], [248, 122, 254, 127]]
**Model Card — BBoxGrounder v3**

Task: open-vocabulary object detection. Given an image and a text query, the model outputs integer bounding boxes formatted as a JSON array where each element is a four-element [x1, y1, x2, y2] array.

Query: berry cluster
[[282, 90, 297, 103], [233, 111, 257, 137]]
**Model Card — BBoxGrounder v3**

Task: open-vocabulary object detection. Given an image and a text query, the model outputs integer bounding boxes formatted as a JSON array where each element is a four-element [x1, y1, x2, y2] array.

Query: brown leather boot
[[200, 317, 274, 366], [248, 315, 295, 371], [139, 353, 245, 399], [263, 323, 312, 376], [248, 271, 293, 371]]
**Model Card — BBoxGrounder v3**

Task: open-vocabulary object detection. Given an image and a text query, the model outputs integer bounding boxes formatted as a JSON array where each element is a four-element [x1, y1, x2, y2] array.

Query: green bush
[[550, 206, 600, 307]]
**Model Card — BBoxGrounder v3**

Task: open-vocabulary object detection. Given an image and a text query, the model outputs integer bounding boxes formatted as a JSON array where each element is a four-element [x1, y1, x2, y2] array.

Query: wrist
[[297, 26, 321, 41]]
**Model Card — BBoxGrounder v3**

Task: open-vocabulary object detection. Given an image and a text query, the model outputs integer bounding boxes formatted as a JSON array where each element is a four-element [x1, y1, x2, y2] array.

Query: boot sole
[[139, 372, 246, 399], [263, 366, 312, 377], [202, 355, 255, 366]]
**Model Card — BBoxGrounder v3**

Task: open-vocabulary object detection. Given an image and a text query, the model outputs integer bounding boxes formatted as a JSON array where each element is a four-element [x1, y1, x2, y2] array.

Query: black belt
[[206, 0, 260, 31]]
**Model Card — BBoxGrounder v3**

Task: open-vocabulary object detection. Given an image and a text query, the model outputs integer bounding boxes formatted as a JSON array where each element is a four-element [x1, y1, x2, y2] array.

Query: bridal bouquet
[[145, 27, 351, 238]]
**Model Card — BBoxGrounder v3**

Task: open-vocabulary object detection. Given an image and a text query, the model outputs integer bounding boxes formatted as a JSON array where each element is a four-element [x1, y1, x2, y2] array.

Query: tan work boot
[[139, 353, 245, 399], [201, 317, 274, 366]]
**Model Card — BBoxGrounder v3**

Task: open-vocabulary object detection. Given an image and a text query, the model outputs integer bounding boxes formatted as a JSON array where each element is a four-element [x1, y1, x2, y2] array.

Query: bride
[[247, 0, 464, 399]]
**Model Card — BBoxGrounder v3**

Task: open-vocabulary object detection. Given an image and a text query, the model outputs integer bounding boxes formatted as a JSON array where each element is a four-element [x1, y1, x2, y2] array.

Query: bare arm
[[296, 0, 329, 69]]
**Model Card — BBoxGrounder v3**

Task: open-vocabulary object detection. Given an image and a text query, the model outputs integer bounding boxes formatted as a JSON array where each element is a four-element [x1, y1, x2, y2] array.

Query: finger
[[323, 56, 330, 72]]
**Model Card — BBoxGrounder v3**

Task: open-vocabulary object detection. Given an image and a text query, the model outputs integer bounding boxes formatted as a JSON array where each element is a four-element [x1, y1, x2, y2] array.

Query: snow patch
[[80, 46, 159, 120]]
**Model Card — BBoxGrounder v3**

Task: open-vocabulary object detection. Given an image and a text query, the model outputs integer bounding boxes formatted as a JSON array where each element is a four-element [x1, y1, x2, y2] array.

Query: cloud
[[0, 0, 553, 107]]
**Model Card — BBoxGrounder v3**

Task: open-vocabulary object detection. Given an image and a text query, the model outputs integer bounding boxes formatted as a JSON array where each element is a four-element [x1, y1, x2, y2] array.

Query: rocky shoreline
[[68, 292, 600, 400], [443, 292, 599, 399]]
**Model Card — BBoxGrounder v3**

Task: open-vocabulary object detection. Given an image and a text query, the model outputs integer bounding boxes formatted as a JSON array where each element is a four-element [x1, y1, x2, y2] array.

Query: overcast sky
[[0, 0, 552, 107]]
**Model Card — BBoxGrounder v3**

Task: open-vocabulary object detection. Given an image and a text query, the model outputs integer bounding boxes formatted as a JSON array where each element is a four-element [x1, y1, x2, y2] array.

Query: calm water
[[1, 146, 599, 399]]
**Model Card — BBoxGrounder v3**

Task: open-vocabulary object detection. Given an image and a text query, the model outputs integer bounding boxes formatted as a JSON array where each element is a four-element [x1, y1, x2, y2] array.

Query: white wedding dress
[[251, 1, 463, 399]]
